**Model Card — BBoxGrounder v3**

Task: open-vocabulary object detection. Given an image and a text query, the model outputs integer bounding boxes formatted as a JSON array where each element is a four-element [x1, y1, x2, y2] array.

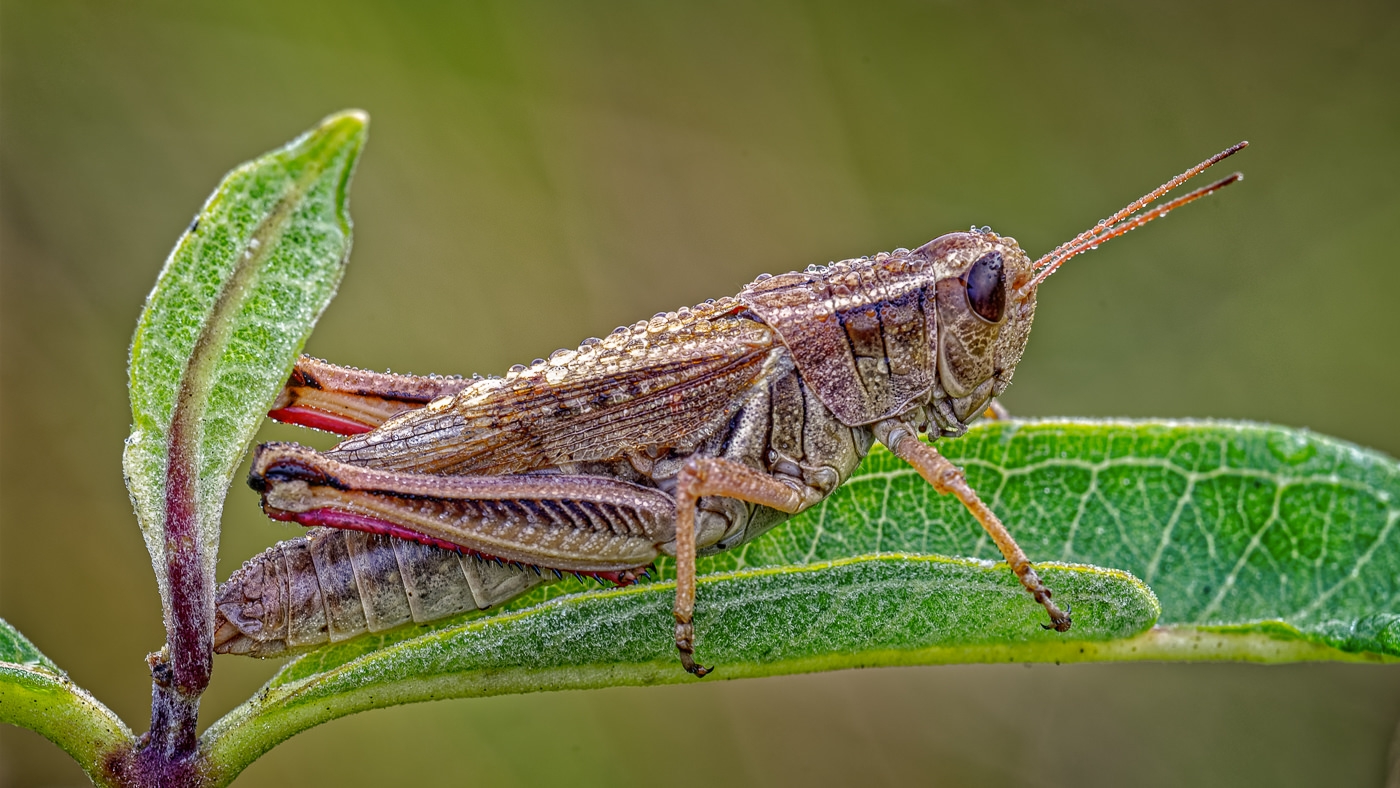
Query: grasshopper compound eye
[[964, 251, 1006, 323]]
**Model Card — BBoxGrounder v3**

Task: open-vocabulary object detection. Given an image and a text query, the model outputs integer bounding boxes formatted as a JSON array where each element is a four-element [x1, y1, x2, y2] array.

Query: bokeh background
[[3, 1, 1399, 786]]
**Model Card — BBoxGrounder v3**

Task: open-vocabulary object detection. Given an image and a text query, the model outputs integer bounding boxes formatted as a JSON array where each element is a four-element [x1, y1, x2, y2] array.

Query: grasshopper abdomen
[[214, 528, 549, 657]]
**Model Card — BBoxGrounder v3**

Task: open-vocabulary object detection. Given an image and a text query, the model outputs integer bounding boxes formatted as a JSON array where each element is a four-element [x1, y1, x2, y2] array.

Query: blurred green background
[[3, 1, 1399, 786]]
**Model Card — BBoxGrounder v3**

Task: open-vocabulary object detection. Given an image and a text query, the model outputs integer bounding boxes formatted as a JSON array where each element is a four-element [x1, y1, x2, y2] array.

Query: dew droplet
[[1267, 431, 1315, 465]]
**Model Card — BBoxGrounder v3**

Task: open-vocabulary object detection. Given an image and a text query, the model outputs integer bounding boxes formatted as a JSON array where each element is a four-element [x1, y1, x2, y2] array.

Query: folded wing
[[328, 302, 785, 475]]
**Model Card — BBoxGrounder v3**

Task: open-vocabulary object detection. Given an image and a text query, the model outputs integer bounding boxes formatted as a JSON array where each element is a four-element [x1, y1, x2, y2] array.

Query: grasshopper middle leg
[[671, 456, 813, 676]]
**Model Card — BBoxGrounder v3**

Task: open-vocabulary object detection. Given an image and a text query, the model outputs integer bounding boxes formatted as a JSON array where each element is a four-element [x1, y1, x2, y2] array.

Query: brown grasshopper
[[228, 143, 1246, 675]]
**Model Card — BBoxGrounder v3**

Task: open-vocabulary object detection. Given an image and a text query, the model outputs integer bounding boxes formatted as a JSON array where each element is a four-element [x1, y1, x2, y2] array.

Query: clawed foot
[[1040, 602, 1072, 632], [674, 620, 712, 677]]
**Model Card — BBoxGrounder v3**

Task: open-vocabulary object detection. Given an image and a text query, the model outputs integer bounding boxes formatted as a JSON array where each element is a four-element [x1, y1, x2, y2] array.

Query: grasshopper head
[[916, 230, 1037, 425]]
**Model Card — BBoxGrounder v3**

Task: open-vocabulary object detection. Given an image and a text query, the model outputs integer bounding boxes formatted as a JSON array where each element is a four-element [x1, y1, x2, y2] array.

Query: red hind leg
[[268, 355, 475, 435]]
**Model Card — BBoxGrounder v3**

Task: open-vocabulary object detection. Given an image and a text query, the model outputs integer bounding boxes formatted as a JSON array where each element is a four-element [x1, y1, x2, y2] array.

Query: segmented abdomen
[[214, 527, 549, 657]]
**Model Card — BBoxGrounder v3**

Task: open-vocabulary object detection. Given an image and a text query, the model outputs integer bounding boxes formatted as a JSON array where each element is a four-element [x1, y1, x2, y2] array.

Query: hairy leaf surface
[[203, 419, 1399, 784], [123, 111, 366, 614]]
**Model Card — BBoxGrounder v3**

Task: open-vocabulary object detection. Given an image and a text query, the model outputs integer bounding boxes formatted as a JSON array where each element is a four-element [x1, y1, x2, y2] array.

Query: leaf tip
[[317, 109, 370, 144]]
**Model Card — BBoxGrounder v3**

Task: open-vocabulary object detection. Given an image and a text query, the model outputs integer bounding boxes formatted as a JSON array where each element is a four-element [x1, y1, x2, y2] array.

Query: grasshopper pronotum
[[217, 143, 1246, 674]]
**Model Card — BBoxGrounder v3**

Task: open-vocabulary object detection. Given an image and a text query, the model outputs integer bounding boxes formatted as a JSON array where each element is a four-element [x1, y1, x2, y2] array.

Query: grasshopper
[[225, 143, 1246, 675]]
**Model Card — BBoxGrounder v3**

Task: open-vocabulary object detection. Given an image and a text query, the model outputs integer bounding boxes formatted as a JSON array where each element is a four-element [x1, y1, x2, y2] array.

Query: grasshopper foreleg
[[672, 456, 811, 676], [875, 420, 1072, 632]]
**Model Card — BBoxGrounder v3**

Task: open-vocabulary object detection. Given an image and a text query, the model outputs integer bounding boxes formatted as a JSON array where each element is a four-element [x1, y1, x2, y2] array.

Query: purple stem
[[137, 367, 216, 772], [162, 421, 212, 701]]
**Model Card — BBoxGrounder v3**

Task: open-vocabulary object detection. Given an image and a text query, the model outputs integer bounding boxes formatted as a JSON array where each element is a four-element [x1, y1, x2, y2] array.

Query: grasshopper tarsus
[[674, 620, 712, 677], [1040, 605, 1073, 632], [221, 144, 1250, 673]]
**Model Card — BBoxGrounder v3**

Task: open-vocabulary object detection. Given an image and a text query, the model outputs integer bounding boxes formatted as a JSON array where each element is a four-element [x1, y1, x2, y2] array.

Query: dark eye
[[965, 251, 1005, 322]]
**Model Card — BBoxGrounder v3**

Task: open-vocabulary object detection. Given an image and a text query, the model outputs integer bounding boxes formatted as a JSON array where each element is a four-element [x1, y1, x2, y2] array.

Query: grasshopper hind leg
[[268, 355, 475, 435], [671, 456, 816, 676]]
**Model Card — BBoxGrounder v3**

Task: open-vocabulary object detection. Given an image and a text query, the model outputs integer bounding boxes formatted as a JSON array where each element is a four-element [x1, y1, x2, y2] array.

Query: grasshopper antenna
[[1026, 141, 1248, 290]]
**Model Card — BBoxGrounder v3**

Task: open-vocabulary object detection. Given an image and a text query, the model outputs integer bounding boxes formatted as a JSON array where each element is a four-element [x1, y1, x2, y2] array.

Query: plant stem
[[145, 415, 211, 758]]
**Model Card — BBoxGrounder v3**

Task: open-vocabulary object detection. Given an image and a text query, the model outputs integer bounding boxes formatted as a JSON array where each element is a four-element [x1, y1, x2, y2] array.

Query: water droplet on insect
[[508, 363, 526, 374]]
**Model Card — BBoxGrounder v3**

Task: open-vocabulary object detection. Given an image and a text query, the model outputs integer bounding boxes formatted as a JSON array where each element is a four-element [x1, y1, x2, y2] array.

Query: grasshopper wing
[[327, 301, 787, 475]]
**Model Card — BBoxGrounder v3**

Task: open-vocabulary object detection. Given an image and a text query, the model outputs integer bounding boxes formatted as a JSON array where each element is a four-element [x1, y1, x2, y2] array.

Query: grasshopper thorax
[[738, 229, 1035, 433]]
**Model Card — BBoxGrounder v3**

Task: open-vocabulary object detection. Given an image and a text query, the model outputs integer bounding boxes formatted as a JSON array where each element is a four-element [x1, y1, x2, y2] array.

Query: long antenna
[[1027, 141, 1248, 290]]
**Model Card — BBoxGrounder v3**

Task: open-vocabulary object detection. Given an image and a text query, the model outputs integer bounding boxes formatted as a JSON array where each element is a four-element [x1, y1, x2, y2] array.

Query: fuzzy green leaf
[[200, 419, 1399, 783], [722, 419, 1400, 656], [0, 618, 133, 787], [123, 111, 367, 607], [202, 555, 1155, 784]]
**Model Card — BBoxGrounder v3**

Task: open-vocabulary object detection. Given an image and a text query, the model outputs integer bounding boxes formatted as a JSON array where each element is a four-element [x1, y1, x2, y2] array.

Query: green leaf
[[0, 615, 58, 671], [201, 420, 1399, 783], [123, 111, 367, 609], [0, 618, 134, 787], [201, 555, 1155, 782], [704, 418, 1398, 658]]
